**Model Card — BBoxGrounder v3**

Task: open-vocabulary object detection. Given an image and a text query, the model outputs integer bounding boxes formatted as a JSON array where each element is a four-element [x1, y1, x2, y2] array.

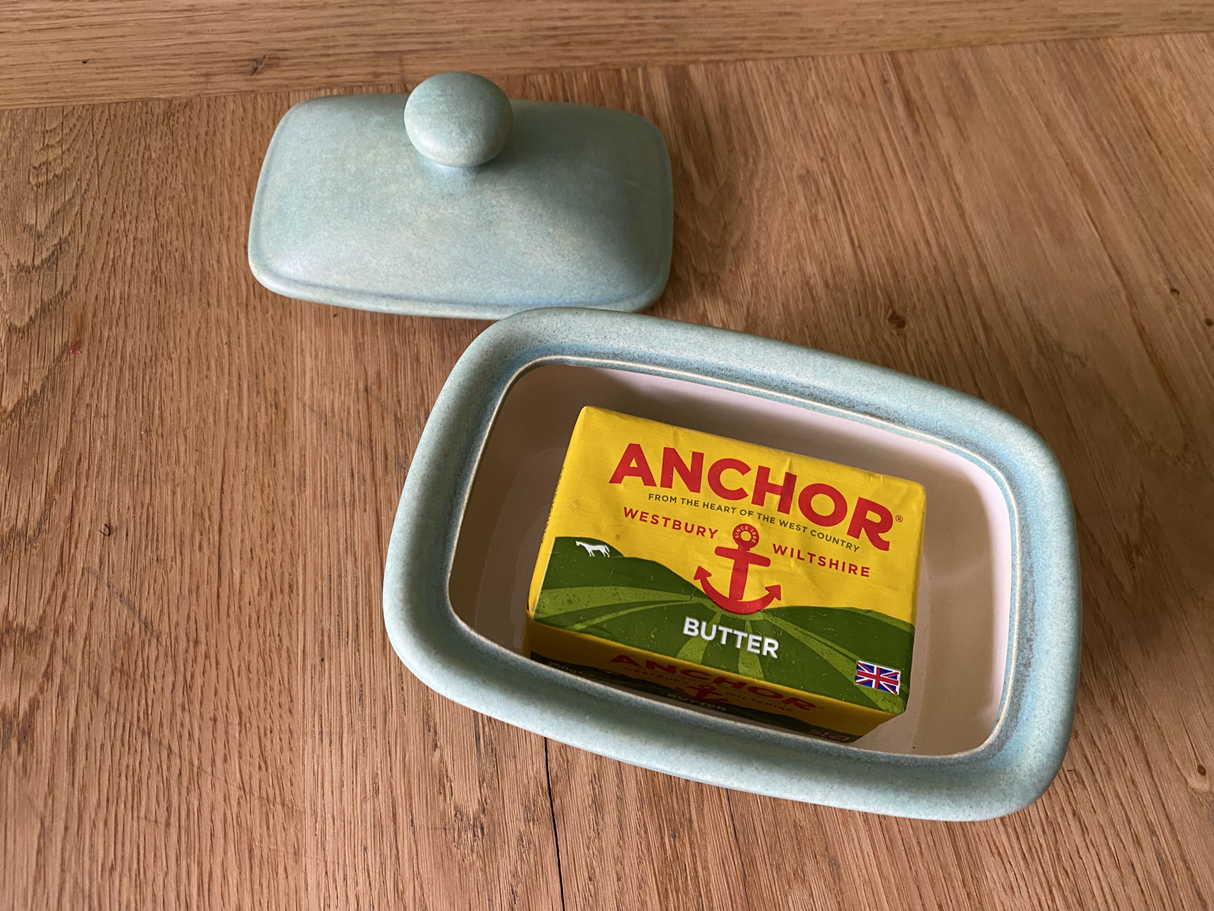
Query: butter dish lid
[[248, 73, 674, 319]]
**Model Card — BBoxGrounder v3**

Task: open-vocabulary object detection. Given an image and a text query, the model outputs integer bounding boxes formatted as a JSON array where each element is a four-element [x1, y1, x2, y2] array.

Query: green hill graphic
[[533, 536, 914, 714]]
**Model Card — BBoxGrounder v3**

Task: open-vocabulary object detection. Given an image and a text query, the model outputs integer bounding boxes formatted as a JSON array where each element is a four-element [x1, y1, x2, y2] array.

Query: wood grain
[[3, 32, 1214, 911], [4, 1, 1214, 109]]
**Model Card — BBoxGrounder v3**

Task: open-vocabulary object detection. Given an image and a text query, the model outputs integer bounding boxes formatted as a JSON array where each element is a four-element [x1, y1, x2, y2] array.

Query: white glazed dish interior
[[449, 363, 1013, 757]]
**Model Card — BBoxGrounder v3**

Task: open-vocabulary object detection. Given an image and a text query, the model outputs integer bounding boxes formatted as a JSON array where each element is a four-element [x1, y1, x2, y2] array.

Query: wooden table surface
[[3, 12, 1214, 910]]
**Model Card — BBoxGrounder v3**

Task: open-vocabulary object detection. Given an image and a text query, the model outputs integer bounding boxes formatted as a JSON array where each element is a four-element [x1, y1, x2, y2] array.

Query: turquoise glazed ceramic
[[248, 76, 673, 318], [382, 308, 1081, 821], [404, 72, 513, 168]]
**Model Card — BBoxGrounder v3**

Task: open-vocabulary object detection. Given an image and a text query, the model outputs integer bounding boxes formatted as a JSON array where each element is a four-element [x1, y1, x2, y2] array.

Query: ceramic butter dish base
[[385, 308, 1080, 819]]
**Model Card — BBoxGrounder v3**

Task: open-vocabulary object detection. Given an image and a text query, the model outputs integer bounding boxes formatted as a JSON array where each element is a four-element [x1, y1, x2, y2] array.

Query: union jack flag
[[855, 660, 901, 694]]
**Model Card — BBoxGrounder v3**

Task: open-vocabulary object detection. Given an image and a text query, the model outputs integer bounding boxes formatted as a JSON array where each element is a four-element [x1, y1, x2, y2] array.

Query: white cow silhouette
[[576, 541, 611, 557]]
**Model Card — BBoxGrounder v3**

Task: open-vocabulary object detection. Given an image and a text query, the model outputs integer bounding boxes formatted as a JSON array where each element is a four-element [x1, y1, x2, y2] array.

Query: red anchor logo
[[694, 523, 782, 615]]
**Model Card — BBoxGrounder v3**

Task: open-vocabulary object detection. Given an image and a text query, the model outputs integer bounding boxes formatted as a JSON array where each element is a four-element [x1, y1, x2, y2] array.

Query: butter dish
[[382, 307, 1082, 821]]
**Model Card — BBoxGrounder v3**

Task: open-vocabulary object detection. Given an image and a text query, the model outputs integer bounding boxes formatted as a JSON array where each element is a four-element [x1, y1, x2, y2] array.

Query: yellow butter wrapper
[[526, 407, 926, 741]]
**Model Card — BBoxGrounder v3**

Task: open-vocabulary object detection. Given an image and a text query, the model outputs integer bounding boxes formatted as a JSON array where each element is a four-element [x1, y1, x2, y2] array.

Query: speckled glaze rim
[[383, 308, 1081, 821]]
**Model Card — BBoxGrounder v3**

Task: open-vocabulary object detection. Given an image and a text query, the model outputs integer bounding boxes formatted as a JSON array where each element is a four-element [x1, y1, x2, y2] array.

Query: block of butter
[[526, 407, 927, 741]]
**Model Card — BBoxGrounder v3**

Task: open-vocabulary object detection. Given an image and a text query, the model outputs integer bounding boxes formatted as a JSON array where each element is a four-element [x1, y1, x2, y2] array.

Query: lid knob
[[404, 72, 513, 168]]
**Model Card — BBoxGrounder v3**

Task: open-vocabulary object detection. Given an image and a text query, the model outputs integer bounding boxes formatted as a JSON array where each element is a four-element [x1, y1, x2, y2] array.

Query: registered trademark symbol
[[895, 515, 903, 522]]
